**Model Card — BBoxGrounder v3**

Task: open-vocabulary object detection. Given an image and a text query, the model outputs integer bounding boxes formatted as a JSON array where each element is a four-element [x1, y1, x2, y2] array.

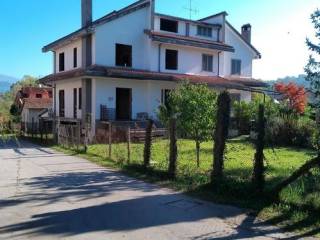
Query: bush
[[266, 117, 316, 148]]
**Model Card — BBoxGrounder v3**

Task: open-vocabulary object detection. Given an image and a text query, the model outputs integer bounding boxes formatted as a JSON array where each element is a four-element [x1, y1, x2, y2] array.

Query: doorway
[[116, 88, 132, 120]]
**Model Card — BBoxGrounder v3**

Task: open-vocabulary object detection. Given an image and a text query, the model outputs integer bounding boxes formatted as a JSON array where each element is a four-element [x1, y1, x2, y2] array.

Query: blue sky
[[0, 0, 318, 80]]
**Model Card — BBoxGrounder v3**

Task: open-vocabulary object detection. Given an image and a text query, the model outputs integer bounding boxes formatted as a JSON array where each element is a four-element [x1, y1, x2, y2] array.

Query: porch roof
[[39, 65, 268, 90], [144, 30, 235, 52]]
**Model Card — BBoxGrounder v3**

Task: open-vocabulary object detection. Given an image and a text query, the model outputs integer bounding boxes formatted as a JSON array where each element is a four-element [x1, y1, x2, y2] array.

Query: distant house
[[39, 0, 266, 139], [14, 87, 53, 131]]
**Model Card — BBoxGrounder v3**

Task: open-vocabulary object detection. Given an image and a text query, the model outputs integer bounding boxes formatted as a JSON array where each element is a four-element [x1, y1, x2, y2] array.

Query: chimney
[[241, 24, 251, 43], [82, 0, 92, 28]]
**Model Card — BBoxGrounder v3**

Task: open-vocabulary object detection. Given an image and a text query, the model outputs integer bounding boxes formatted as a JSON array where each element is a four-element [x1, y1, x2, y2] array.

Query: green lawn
[[55, 137, 320, 237]]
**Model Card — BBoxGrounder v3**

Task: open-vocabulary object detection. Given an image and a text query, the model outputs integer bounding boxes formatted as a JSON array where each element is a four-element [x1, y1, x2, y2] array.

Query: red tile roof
[[40, 65, 267, 89], [23, 98, 52, 109]]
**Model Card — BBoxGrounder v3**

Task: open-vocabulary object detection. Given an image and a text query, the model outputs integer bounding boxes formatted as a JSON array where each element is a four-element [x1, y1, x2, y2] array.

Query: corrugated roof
[[23, 98, 52, 110]]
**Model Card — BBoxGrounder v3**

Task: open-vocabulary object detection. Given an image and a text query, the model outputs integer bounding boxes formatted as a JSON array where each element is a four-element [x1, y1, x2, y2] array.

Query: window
[[160, 18, 178, 33], [78, 88, 82, 110], [73, 48, 77, 68], [197, 26, 212, 37], [73, 88, 77, 119], [59, 90, 65, 117], [36, 94, 42, 98], [231, 59, 241, 75], [202, 54, 213, 72], [59, 52, 65, 72], [115, 44, 132, 67], [165, 49, 178, 70], [48, 91, 53, 98]]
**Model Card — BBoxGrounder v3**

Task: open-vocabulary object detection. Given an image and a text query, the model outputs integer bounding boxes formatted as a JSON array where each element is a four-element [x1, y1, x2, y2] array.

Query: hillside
[[271, 74, 309, 88], [0, 74, 18, 93]]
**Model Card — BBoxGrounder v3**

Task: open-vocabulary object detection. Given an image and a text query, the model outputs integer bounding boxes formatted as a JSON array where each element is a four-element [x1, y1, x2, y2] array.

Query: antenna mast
[[184, 0, 198, 20]]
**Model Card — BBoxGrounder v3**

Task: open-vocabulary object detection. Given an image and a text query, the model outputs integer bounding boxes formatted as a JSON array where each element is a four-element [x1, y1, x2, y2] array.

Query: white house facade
[[40, 0, 265, 138]]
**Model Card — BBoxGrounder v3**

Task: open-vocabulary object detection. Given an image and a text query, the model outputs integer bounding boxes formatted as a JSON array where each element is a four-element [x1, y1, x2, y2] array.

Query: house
[[14, 87, 53, 132], [39, 0, 266, 139]]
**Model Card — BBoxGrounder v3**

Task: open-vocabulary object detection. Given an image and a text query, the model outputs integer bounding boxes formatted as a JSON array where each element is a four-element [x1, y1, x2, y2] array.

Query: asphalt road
[[0, 138, 300, 239]]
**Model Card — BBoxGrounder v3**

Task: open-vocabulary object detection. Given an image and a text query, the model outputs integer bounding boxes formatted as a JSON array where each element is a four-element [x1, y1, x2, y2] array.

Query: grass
[[54, 136, 320, 237]]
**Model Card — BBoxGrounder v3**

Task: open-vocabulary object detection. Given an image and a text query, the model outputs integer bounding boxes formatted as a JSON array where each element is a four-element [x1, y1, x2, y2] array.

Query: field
[[56, 137, 320, 236]]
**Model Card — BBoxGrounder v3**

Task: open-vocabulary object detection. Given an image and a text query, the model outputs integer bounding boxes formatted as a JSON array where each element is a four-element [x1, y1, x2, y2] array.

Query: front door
[[116, 88, 132, 120]]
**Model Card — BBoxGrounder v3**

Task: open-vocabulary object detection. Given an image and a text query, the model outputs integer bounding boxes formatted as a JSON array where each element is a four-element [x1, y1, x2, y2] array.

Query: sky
[[0, 0, 318, 81]]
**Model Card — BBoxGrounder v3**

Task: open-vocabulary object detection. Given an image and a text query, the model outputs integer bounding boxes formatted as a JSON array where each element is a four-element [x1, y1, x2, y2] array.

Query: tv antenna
[[183, 0, 199, 20]]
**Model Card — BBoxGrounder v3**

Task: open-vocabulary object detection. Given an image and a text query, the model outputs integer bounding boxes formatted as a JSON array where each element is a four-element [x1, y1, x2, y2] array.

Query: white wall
[[222, 24, 256, 77], [55, 78, 82, 119], [95, 77, 176, 120], [149, 43, 220, 75], [94, 7, 150, 70], [55, 40, 82, 73], [154, 16, 186, 36]]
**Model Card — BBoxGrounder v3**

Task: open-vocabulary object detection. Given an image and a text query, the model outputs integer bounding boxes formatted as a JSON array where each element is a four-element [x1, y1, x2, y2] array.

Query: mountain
[[270, 74, 310, 88], [0, 74, 18, 93]]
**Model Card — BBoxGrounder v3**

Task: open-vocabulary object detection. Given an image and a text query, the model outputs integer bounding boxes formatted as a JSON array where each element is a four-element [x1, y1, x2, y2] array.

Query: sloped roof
[[226, 21, 261, 59], [145, 30, 235, 52], [23, 98, 52, 110], [42, 0, 150, 52], [39, 65, 267, 90]]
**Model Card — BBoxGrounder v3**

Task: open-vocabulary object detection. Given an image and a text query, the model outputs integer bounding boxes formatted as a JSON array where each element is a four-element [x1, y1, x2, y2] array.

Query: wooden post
[[143, 119, 153, 168], [168, 117, 177, 179], [40, 119, 43, 142], [127, 127, 131, 164], [108, 122, 112, 159], [252, 104, 266, 193], [45, 121, 48, 143], [31, 118, 34, 139]]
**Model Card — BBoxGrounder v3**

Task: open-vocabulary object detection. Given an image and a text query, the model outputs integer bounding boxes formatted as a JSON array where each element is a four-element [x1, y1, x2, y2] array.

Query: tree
[[159, 82, 217, 167], [274, 82, 307, 114], [211, 91, 231, 186], [305, 9, 320, 108]]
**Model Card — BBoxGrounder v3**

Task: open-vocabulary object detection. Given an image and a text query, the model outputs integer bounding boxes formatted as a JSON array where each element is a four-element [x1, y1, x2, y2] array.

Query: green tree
[[305, 9, 320, 107], [159, 82, 217, 167], [0, 75, 38, 121]]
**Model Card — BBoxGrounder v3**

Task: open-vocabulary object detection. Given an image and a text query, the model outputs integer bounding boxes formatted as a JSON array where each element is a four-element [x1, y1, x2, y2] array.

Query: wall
[[55, 78, 83, 119], [94, 77, 176, 120], [55, 40, 82, 73], [222, 24, 256, 77], [149, 42, 220, 75], [94, 7, 150, 70]]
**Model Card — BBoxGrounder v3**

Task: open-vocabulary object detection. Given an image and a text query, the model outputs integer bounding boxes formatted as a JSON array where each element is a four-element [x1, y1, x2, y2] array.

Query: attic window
[[160, 18, 178, 33], [197, 26, 212, 37], [59, 52, 65, 72], [116, 44, 132, 67], [36, 94, 42, 99]]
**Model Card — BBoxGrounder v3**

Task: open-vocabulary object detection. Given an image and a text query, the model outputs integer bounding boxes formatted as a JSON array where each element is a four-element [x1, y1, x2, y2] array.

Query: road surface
[[0, 138, 301, 239]]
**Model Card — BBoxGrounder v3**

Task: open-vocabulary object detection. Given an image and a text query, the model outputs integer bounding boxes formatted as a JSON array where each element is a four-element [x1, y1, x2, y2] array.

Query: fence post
[[31, 118, 34, 139], [40, 119, 43, 142], [127, 127, 131, 164], [252, 104, 266, 193], [45, 121, 48, 143], [143, 119, 153, 168], [108, 122, 112, 159], [168, 117, 177, 179]]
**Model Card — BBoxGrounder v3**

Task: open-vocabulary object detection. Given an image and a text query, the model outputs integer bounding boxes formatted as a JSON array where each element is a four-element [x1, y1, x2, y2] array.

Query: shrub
[[266, 117, 316, 148]]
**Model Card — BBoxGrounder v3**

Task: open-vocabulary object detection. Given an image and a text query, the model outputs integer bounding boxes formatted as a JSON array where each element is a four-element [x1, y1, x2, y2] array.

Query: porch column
[[81, 78, 92, 124]]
